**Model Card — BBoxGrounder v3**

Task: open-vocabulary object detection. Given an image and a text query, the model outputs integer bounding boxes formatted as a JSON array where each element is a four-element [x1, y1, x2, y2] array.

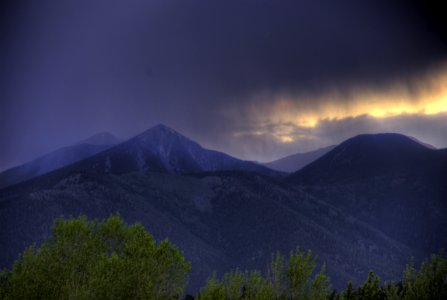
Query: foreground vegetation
[[0, 215, 446, 299], [197, 251, 447, 300], [0, 215, 190, 299]]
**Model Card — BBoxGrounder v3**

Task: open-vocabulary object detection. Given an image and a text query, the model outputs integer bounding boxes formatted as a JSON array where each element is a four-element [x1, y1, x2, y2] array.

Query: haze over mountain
[[0, 132, 120, 189], [262, 145, 336, 173], [75, 132, 122, 146], [1, 126, 443, 293]]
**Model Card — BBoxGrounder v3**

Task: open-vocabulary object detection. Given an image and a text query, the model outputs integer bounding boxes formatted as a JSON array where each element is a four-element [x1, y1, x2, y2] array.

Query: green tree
[[398, 251, 447, 300], [1, 215, 190, 299], [196, 273, 226, 300], [197, 270, 275, 300], [283, 248, 331, 299], [356, 271, 382, 300], [198, 247, 331, 300], [341, 281, 356, 300], [0, 269, 8, 299], [383, 282, 402, 300]]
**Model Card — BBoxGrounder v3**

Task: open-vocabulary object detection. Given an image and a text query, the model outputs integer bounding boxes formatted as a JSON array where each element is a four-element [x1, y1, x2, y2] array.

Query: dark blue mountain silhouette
[[71, 124, 280, 176], [288, 133, 447, 254], [289, 133, 446, 184]]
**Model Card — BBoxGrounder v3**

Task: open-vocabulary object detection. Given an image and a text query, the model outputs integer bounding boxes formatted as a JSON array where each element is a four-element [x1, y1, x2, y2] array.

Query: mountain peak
[[339, 133, 429, 153], [86, 124, 280, 176], [151, 123, 177, 133], [137, 124, 185, 137], [288, 132, 439, 185], [134, 124, 194, 147], [349, 132, 414, 140]]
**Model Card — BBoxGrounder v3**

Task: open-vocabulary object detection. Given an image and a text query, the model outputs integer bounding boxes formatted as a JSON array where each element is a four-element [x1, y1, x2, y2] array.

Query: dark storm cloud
[[133, 0, 447, 101], [1, 0, 446, 170]]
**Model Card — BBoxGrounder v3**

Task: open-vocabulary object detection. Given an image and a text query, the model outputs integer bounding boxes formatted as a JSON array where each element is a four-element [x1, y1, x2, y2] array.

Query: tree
[[281, 247, 331, 299], [196, 270, 275, 300], [397, 251, 447, 300], [356, 271, 382, 300], [1, 215, 190, 299], [341, 281, 355, 300], [197, 247, 331, 300]]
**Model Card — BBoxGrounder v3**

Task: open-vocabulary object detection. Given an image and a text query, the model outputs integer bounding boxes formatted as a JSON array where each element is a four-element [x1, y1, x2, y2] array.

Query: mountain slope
[[263, 145, 335, 173], [0, 132, 120, 189], [288, 133, 447, 254], [0, 169, 412, 292]]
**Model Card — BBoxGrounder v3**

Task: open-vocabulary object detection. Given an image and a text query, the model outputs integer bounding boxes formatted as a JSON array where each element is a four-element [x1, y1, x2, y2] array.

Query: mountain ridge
[[66, 124, 282, 177], [0, 132, 121, 189], [262, 145, 336, 173]]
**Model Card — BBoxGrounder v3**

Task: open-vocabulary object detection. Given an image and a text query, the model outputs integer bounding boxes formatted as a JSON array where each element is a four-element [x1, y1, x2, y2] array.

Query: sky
[[1, 0, 447, 170]]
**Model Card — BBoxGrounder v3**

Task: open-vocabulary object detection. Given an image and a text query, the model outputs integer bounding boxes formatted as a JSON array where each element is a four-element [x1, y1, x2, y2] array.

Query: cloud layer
[[225, 112, 447, 162]]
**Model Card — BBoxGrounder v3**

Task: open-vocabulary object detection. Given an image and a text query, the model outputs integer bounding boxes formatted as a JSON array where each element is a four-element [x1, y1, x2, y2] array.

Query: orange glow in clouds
[[261, 67, 447, 143]]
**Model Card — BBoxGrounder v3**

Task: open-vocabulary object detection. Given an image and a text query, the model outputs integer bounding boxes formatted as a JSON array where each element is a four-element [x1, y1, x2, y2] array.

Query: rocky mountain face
[[0, 128, 445, 293]]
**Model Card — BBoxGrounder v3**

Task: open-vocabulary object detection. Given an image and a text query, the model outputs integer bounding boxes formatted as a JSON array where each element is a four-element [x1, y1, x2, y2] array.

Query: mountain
[[288, 133, 447, 255], [0, 169, 412, 292], [0, 132, 120, 189], [65, 124, 281, 176], [408, 136, 437, 149], [0, 127, 419, 292], [262, 145, 335, 173]]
